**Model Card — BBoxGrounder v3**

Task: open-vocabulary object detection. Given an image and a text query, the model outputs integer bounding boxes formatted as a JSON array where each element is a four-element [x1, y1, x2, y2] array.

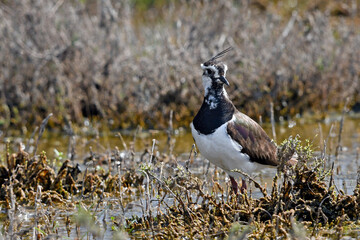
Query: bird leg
[[230, 177, 248, 194], [229, 176, 238, 194], [240, 178, 247, 193]]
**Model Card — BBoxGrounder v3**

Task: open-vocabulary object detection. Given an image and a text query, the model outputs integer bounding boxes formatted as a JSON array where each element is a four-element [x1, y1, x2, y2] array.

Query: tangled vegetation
[[0, 132, 359, 239], [0, 0, 359, 130]]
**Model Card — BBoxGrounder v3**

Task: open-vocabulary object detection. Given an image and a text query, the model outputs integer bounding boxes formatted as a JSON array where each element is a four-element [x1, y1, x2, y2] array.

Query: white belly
[[190, 120, 263, 177]]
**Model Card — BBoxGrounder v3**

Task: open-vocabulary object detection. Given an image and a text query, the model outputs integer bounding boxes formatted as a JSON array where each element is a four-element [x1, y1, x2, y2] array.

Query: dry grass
[[0, 0, 359, 130]]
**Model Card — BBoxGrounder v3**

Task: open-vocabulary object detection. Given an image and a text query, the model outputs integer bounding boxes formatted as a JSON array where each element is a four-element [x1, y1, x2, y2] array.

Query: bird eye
[[206, 69, 213, 75]]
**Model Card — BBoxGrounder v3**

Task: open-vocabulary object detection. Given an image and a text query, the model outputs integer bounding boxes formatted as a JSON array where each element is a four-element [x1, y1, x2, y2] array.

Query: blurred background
[[0, 0, 359, 132]]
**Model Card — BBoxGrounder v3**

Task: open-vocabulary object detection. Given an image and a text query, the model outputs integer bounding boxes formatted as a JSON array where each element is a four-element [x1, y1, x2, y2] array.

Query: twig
[[270, 101, 276, 142], [65, 119, 76, 161], [68, 135, 76, 161], [356, 147, 359, 167], [269, 11, 298, 62], [185, 144, 196, 172], [8, 175, 15, 240], [335, 98, 349, 159], [33, 185, 43, 240], [132, 125, 142, 152], [356, 166, 360, 188], [34, 113, 53, 156], [117, 132, 128, 151], [25, 126, 38, 153], [321, 140, 327, 169], [49, 0, 64, 15], [94, 185, 104, 213], [328, 162, 335, 190], [142, 170, 151, 217], [205, 161, 211, 175], [324, 124, 335, 168], [328, 162, 341, 194], [167, 110, 174, 148], [6, 140, 11, 171], [117, 164, 125, 215], [318, 123, 324, 153], [145, 170, 194, 221], [149, 139, 156, 164]]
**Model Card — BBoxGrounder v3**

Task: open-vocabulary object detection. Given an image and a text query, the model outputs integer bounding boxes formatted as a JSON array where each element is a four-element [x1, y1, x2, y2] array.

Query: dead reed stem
[[270, 101, 276, 142], [335, 98, 349, 159], [185, 144, 196, 172], [33, 185, 42, 240], [34, 113, 53, 156]]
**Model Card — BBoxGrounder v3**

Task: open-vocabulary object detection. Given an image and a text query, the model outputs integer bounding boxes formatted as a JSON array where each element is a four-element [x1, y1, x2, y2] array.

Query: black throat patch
[[192, 91, 235, 135]]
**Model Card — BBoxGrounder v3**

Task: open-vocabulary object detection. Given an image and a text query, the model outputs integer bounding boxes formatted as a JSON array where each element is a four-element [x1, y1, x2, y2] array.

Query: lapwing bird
[[191, 47, 280, 194]]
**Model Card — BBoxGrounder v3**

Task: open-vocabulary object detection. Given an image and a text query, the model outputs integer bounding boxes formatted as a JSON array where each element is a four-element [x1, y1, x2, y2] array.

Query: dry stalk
[[324, 124, 335, 168], [143, 170, 151, 217], [185, 144, 196, 173], [25, 126, 38, 153], [117, 164, 125, 215], [34, 113, 53, 156], [318, 123, 324, 151], [145, 169, 194, 221], [33, 185, 43, 240], [167, 109, 174, 149], [117, 132, 128, 151], [335, 98, 349, 159], [131, 126, 142, 153], [8, 175, 15, 239], [149, 139, 156, 164], [270, 101, 276, 142], [312, 194, 330, 236]]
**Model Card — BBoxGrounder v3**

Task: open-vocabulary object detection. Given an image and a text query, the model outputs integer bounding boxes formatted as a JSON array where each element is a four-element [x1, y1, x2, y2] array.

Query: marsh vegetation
[[0, 112, 359, 239]]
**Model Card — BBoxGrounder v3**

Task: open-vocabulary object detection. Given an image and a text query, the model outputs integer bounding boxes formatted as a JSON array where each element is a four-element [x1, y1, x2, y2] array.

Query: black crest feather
[[203, 47, 233, 66]]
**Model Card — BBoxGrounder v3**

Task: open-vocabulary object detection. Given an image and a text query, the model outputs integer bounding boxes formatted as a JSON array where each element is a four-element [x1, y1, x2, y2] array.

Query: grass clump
[[0, 134, 359, 239], [124, 137, 360, 239]]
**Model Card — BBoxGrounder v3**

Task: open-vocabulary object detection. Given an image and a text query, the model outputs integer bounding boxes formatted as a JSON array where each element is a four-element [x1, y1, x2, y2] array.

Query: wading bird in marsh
[[191, 47, 295, 193]]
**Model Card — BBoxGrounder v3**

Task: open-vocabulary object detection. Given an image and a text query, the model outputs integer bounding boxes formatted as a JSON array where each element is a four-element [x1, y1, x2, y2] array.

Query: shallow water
[[2, 113, 358, 160]]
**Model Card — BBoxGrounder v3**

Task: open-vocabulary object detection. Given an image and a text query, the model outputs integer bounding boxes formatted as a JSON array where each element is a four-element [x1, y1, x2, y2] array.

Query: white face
[[201, 74, 212, 96], [200, 64, 227, 96]]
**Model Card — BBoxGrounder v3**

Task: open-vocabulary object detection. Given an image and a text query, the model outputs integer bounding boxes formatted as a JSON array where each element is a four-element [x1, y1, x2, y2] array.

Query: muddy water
[[3, 113, 358, 160]]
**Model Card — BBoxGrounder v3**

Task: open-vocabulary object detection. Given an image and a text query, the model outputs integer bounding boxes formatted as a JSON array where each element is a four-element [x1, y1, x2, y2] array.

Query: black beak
[[218, 76, 229, 86]]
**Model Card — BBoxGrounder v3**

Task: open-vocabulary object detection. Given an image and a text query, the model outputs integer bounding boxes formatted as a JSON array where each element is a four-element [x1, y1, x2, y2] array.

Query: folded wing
[[227, 111, 278, 166]]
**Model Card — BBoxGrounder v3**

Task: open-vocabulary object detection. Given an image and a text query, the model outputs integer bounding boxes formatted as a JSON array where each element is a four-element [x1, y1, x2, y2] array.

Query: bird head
[[201, 47, 232, 94]]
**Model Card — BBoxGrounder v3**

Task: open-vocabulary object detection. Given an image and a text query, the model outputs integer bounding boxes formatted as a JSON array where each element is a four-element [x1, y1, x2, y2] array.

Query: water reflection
[[0, 114, 359, 165], [25, 115, 360, 159]]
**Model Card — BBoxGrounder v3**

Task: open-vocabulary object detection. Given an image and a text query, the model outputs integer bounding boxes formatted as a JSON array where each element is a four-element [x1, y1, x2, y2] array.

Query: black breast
[[192, 95, 235, 135]]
